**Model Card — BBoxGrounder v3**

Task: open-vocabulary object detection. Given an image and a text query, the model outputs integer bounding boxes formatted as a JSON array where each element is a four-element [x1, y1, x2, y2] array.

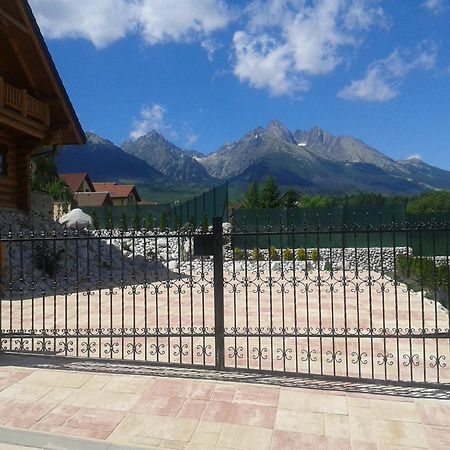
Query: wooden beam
[[0, 105, 47, 139], [7, 35, 38, 91], [0, 7, 28, 34]]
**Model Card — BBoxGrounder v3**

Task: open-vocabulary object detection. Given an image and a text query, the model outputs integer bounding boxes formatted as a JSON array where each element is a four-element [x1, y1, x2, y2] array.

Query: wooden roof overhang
[[0, 0, 85, 148]]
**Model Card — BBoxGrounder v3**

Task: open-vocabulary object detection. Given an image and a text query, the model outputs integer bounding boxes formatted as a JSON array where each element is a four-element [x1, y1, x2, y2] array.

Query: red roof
[[93, 183, 141, 201], [74, 192, 112, 207], [59, 173, 94, 193]]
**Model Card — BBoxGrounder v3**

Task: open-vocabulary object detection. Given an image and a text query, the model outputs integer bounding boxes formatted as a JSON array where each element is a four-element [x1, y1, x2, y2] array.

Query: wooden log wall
[[0, 142, 31, 210]]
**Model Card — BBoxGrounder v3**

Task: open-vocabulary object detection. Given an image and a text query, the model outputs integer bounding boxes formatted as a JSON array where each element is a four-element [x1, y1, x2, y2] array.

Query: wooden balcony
[[0, 76, 50, 127]]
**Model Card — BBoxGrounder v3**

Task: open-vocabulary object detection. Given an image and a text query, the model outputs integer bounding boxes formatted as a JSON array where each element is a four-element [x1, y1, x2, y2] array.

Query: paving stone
[[271, 430, 350, 450], [325, 414, 350, 438], [103, 375, 154, 394], [233, 385, 280, 407], [278, 389, 348, 415], [177, 399, 209, 420], [62, 388, 139, 411], [203, 400, 277, 428], [275, 409, 324, 435], [112, 413, 198, 442], [216, 423, 272, 450], [373, 419, 428, 448], [0, 384, 53, 402], [370, 399, 421, 423], [17, 370, 92, 389]]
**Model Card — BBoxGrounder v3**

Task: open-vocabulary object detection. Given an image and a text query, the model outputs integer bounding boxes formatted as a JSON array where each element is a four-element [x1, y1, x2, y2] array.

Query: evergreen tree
[[260, 176, 280, 208], [284, 189, 298, 208], [407, 191, 450, 214], [244, 181, 261, 208]]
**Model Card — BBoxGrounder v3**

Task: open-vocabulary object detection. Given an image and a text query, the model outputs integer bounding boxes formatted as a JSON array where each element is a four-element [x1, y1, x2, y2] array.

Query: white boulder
[[59, 208, 93, 229]]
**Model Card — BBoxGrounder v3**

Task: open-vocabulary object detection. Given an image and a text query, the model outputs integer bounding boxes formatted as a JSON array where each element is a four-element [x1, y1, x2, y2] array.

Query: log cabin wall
[[0, 142, 17, 209], [0, 141, 32, 210]]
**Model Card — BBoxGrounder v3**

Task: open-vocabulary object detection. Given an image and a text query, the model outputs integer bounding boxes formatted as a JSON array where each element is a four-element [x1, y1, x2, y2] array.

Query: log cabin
[[0, 0, 85, 211]]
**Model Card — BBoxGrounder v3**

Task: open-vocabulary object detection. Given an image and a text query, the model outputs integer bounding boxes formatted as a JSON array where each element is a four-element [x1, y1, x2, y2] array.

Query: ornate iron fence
[[1, 215, 449, 387]]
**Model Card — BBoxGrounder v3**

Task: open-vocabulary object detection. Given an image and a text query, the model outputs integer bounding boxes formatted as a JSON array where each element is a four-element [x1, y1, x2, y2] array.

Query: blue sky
[[29, 0, 450, 169]]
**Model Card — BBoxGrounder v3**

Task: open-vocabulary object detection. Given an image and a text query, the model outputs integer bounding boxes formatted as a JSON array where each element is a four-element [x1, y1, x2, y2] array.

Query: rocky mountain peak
[[308, 126, 334, 143], [86, 132, 114, 147], [266, 120, 295, 143], [122, 130, 211, 182]]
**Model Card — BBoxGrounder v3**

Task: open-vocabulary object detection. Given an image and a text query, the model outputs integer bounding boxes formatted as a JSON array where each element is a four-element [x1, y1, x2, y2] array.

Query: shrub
[[234, 247, 245, 260], [132, 212, 141, 230], [146, 213, 154, 229], [396, 255, 449, 308], [283, 248, 293, 261], [91, 210, 100, 230], [160, 212, 168, 230], [34, 243, 63, 277], [174, 215, 182, 229], [120, 213, 128, 231], [269, 246, 279, 260], [324, 260, 333, 271], [252, 247, 264, 261], [296, 248, 307, 261], [188, 215, 196, 230], [106, 210, 114, 229], [311, 248, 319, 262], [202, 214, 209, 233]]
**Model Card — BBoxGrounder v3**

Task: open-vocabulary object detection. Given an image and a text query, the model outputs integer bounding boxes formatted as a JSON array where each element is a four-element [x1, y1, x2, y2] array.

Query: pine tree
[[260, 176, 280, 208], [244, 181, 261, 208], [284, 189, 298, 208]]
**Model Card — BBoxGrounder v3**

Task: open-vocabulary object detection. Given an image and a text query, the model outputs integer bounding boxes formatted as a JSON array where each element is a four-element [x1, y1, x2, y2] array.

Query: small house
[[92, 183, 141, 206], [73, 191, 112, 208], [59, 173, 94, 193]]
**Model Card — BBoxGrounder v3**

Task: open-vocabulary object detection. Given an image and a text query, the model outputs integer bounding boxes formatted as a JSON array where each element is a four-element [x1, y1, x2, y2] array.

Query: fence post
[[213, 216, 225, 370]]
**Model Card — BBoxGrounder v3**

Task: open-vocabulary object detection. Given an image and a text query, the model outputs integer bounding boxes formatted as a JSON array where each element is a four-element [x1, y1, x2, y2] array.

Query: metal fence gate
[[1, 215, 450, 387]]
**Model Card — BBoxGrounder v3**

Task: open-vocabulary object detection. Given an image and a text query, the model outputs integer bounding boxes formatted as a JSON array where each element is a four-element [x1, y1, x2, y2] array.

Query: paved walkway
[[0, 357, 450, 449]]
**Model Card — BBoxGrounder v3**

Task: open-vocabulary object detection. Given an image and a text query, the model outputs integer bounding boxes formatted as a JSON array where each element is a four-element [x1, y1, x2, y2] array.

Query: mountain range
[[57, 121, 450, 199], [57, 133, 165, 184]]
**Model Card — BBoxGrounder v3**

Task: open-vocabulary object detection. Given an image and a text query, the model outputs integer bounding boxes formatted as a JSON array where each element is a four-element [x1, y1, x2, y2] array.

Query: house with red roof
[[59, 173, 141, 207], [73, 191, 112, 208], [59, 173, 94, 193], [92, 183, 141, 206]]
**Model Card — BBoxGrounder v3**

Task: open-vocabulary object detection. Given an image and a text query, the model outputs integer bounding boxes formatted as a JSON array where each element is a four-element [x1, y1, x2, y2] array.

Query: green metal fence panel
[[83, 183, 228, 230], [84, 204, 170, 229], [232, 205, 409, 251], [342, 205, 407, 248], [169, 183, 228, 229], [408, 213, 450, 256]]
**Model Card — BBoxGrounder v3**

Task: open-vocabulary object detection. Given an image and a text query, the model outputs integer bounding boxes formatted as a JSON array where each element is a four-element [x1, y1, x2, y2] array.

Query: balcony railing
[[0, 76, 50, 126]]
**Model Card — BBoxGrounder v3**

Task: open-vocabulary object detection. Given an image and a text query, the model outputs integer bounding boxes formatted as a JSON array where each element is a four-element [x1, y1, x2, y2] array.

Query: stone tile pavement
[[0, 357, 450, 449]]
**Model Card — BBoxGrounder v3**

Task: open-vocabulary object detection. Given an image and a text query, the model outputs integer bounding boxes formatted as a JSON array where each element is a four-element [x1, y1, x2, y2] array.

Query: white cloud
[[338, 66, 398, 102], [29, 0, 136, 49], [232, 0, 387, 96], [29, 0, 233, 49], [137, 0, 232, 45], [130, 104, 177, 140], [407, 153, 422, 160], [201, 39, 223, 61], [233, 31, 309, 96], [184, 128, 199, 147], [422, 0, 446, 12], [130, 104, 199, 147], [338, 43, 437, 102]]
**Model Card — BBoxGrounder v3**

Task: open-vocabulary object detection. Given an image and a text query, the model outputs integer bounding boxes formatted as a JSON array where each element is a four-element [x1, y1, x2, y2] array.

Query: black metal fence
[[1, 215, 449, 387]]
